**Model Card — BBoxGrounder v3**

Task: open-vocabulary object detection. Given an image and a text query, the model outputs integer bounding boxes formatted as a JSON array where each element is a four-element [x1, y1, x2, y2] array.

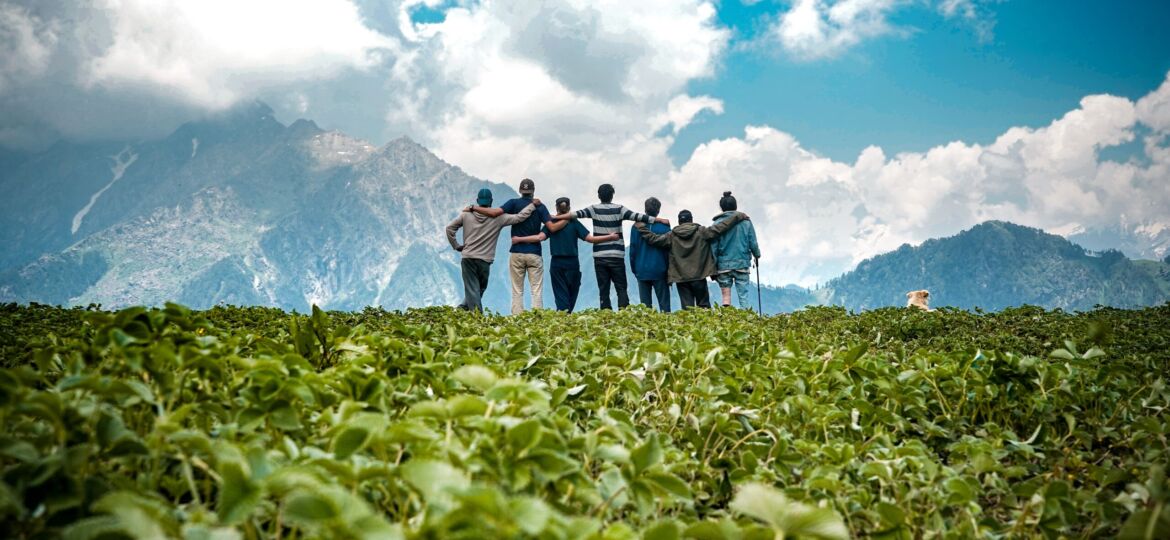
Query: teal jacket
[[711, 211, 760, 272]]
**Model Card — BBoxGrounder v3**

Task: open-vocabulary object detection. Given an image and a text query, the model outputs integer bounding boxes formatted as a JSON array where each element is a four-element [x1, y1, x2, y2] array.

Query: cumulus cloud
[[84, 0, 395, 108], [667, 79, 1170, 286], [774, 0, 898, 60]]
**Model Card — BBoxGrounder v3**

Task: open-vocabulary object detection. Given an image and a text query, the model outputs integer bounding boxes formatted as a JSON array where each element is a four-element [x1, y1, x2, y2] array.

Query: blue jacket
[[711, 211, 760, 271], [629, 222, 670, 281]]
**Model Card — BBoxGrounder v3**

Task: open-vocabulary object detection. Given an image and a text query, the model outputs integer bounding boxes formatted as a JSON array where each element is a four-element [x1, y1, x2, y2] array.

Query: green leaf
[[632, 434, 664, 474], [730, 483, 848, 540], [401, 459, 469, 504], [453, 365, 498, 392], [642, 520, 682, 540], [284, 491, 338, 523], [509, 496, 552, 535], [332, 425, 371, 459], [217, 461, 262, 525], [508, 419, 543, 453], [646, 473, 692, 500]]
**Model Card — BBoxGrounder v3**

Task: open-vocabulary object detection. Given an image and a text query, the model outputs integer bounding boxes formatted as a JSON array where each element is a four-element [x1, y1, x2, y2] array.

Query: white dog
[[906, 290, 932, 311]]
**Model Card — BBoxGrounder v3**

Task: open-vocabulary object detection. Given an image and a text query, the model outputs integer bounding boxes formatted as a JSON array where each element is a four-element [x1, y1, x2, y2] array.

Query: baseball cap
[[678, 209, 693, 224], [519, 178, 535, 195], [555, 196, 570, 207], [476, 188, 493, 207]]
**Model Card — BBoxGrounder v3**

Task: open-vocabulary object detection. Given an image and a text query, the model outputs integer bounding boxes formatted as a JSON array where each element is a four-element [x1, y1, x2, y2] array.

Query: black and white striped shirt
[[575, 203, 654, 258]]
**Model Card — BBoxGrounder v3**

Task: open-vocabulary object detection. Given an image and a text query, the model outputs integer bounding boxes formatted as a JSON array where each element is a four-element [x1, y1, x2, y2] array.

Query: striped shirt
[[575, 203, 654, 258]]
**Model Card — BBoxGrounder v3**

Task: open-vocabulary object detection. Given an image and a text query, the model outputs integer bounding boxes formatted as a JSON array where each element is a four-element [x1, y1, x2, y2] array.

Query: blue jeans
[[637, 278, 671, 312], [715, 269, 751, 307]]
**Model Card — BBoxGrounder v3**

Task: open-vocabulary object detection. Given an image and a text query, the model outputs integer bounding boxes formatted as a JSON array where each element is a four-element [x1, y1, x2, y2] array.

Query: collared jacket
[[710, 211, 760, 272], [634, 213, 747, 283]]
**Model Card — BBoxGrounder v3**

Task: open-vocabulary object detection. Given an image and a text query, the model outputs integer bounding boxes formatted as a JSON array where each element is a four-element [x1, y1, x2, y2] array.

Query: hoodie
[[446, 203, 536, 262], [711, 211, 761, 272], [634, 212, 747, 283]]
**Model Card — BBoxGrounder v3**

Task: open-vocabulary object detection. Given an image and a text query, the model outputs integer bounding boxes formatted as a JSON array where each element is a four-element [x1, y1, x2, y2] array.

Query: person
[[468, 178, 554, 314], [629, 197, 671, 312], [634, 209, 748, 309], [445, 188, 539, 312], [552, 183, 668, 310], [511, 197, 619, 312], [711, 191, 761, 308]]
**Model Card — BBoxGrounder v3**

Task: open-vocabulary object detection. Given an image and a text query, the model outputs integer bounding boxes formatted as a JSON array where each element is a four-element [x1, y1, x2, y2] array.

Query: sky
[[1, 0, 1169, 286]]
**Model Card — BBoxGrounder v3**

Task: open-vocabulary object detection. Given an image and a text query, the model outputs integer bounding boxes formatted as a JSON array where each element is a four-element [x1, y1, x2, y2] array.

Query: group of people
[[445, 179, 760, 314]]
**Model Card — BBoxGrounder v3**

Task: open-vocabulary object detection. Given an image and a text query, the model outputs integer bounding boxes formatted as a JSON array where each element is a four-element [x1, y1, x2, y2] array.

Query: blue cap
[[476, 188, 493, 207]]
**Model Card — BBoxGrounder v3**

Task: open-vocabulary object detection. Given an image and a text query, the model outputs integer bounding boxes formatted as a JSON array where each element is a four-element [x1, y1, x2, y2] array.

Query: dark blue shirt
[[542, 220, 589, 258], [501, 197, 552, 255], [629, 222, 670, 281]]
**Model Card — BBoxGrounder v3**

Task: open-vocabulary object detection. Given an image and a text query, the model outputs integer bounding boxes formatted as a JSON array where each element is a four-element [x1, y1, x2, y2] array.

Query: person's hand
[[462, 205, 473, 212], [455, 245, 464, 252], [655, 217, 670, 225], [740, 212, 750, 220], [511, 237, 521, 245], [533, 198, 542, 206]]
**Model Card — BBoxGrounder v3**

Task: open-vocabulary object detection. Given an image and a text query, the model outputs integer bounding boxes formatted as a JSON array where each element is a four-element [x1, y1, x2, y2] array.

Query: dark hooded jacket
[[634, 212, 747, 283]]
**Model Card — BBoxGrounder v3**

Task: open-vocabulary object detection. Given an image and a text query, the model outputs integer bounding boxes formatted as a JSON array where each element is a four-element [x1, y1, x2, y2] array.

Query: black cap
[[519, 178, 535, 195], [555, 197, 570, 207], [678, 209, 693, 224]]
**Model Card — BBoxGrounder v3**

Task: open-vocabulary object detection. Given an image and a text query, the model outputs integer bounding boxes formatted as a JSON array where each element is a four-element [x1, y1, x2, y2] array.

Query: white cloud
[[84, 0, 395, 108], [0, 4, 58, 94], [773, 0, 899, 60], [938, 0, 998, 41], [384, 0, 729, 198], [667, 84, 1170, 286]]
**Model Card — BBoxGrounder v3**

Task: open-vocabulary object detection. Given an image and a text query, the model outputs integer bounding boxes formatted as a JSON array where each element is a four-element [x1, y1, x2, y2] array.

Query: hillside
[[824, 221, 1168, 310]]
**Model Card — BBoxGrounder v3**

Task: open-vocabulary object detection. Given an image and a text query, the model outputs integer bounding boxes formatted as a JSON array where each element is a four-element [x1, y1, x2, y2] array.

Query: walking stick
[[755, 257, 763, 315]]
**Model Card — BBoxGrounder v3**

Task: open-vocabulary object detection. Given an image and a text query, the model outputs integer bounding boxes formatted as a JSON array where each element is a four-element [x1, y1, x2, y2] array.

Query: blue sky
[[1, 0, 1168, 284], [673, 0, 1170, 164]]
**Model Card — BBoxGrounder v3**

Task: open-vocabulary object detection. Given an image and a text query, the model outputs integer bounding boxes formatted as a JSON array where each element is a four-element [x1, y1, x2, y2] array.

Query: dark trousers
[[676, 279, 710, 309], [594, 257, 629, 310], [460, 258, 491, 312], [549, 256, 582, 312], [637, 278, 671, 312]]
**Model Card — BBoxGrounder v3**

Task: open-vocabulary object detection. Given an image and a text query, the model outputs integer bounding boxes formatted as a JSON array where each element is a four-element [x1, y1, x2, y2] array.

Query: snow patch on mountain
[[72, 147, 138, 235], [191, 138, 199, 158]]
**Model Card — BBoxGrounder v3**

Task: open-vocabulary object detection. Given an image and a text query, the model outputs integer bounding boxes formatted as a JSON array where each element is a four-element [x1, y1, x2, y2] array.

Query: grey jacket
[[446, 203, 536, 262]]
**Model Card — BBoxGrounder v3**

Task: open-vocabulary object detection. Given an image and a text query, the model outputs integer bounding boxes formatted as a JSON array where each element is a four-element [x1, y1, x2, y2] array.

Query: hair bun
[[723, 191, 732, 197]]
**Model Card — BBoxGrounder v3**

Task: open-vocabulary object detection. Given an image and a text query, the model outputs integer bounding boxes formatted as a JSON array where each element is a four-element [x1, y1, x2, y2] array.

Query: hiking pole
[[755, 257, 763, 315]]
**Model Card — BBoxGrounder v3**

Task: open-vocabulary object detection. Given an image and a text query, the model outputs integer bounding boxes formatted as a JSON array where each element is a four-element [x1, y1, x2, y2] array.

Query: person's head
[[719, 191, 737, 211], [644, 197, 661, 217], [598, 183, 615, 203], [476, 188, 493, 207], [678, 209, 693, 224], [555, 197, 571, 214], [519, 178, 535, 197]]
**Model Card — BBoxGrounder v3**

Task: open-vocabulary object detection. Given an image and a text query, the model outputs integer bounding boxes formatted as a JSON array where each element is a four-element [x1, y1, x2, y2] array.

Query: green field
[[2, 303, 1169, 539]]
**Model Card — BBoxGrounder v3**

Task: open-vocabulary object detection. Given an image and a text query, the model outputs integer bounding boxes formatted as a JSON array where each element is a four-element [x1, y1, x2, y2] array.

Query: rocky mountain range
[[1, 103, 1167, 313]]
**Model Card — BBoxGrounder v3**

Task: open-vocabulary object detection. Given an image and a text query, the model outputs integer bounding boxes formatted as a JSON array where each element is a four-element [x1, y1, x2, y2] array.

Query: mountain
[[0, 102, 520, 311], [2, 105, 1165, 314], [823, 221, 1169, 311]]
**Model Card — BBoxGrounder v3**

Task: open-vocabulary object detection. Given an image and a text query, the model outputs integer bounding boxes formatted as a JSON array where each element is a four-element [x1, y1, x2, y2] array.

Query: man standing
[[629, 197, 671, 312], [470, 178, 553, 314], [711, 191, 761, 308], [511, 197, 619, 312], [552, 183, 668, 310], [445, 188, 539, 312], [634, 209, 748, 309]]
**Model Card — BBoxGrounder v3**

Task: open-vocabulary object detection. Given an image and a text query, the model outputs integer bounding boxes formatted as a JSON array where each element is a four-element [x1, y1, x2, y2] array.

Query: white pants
[[509, 253, 544, 314]]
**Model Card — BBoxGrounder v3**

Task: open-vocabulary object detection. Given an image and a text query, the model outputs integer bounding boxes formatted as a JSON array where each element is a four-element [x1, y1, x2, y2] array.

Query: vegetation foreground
[[1, 303, 1169, 539]]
